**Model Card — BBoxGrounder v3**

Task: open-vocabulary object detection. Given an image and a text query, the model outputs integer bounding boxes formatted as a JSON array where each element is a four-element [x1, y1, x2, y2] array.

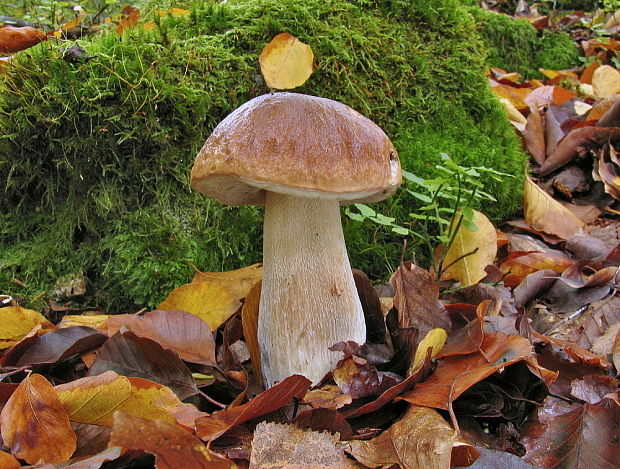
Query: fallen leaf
[[523, 177, 584, 240], [522, 399, 620, 468], [115, 5, 140, 34], [89, 331, 198, 400], [332, 356, 399, 399], [259, 33, 314, 89], [571, 375, 619, 404], [0, 25, 46, 54], [592, 64, 620, 98], [0, 451, 20, 469], [3, 326, 106, 367], [241, 280, 262, 385], [102, 309, 216, 365], [156, 7, 190, 17], [409, 328, 447, 374], [513, 269, 557, 307], [346, 405, 457, 469], [524, 105, 546, 165], [442, 210, 498, 286], [0, 374, 76, 464], [192, 263, 262, 301], [195, 374, 311, 441], [158, 280, 241, 330], [110, 411, 236, 468], [499, 251, 574, 288], [56, 371, 190, 426], [400, 333, 535, 410], [58, 314, 109, 329], [437, 318, 484, 358], [251, 421, 356, 468], [0, 306, 54, 349], [291, 407, 353, 440]]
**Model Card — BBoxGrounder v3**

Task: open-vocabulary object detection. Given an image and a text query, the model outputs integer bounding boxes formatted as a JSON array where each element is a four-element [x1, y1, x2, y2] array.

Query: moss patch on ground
[[467, 7, 581, 78], [0, 0, 527, 310]]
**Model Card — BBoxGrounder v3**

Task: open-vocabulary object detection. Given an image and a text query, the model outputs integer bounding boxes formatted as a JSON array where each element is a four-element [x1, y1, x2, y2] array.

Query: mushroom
[[191, 92, 401, 387]]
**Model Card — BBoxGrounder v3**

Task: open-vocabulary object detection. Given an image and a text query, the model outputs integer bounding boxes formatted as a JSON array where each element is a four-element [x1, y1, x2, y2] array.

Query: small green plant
[[346, 153, 513, 276]]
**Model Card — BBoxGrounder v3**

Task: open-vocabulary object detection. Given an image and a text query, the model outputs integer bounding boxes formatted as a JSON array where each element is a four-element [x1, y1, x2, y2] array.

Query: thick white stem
[[258, 192, 366, 387]]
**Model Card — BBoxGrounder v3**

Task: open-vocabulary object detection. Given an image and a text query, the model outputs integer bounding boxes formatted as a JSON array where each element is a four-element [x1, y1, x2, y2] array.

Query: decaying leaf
[[442, 210, 498, 286], [0, 306, 54, 350], [0, 451, 20, 469], [523, 176, 584, 240], [158, 280, 241, 330], [346, 405, 459, 469], [259, 33, 314, 89], [592, 64, 620, 98], [0, 373, 77, 464], [110, 411, 236, 468], [241, 280, 262, 385], [250, 421, 356, 468], [522, 398, 620, 468], [499, 251, 574, 288]]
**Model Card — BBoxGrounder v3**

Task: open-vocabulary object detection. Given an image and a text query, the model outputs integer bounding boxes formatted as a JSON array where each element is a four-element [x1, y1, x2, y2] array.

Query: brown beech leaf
[[291, 407, 353, 440], [102, 309, 216, 365], [241, 280, 262, 385], [158, 280, 241, 331], [195, 374, 311, 441], [31, 447, 123, 469], [540, 126, 620, 176], [524, 105, 546, 165], [437, 318, 484, 358], [532, 330, 611, 368], [558, 265, 616, 289], [0, 374, 76, 464], [89, 331, 198, 400], [522, 399, 620, 468], [499, 251, 574, 288], [303, 384, 352, 410], [0, 25, 47, 53], [3, 326, 106, 367], [346, 405, 458, 469], [110, 411, 236, 468], [523, 177, 584, 240], [56, 371, 196, 427], [390, 261, 451, 336], [332, 356, 399, 399], [571, 375, 619, 404], [250, 421, 356, 468], [399, 333, 535, 410], [259, 33, 314, 90], [573, 294, 620, 351], [513, 269, 557, 307], [353, 269, 387, 344]]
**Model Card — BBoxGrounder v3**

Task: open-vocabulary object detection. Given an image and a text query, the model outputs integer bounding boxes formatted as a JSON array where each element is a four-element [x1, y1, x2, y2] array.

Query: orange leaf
[[0, 374, 76, 464], [241, 280, 263, 385], [580, 60, 601, 84], [499, 251, 575, 288], [399, 333, 536, 409], [116, 6, 140, 34], [0, 26, 46, 54], [0, 451, 20, 469], [259, 33, 314, 89], [110, 411, 236, 468]]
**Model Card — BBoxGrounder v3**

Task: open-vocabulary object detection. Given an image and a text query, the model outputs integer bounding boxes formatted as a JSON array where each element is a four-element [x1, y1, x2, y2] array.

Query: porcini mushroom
[[191, 92, 401, 387]]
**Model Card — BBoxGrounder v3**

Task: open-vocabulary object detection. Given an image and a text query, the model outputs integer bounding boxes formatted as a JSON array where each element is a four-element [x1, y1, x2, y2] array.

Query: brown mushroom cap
[[190, 92, 402, 206]]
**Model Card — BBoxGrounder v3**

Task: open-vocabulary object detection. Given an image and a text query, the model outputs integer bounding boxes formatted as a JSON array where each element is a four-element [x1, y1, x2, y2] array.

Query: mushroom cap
[[190, 92, 402, 206]]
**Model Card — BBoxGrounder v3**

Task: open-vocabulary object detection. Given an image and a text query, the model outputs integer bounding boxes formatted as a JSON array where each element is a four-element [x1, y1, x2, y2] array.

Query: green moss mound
[[467, 7, 581, 78], [0, 0, 526, 310]]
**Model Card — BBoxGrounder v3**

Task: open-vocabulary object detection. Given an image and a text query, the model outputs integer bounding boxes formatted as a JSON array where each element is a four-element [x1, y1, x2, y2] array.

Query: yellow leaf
[[56, 371, 183, 427], [60, 13, 86, 31], [409, 328, 447, 376], [58, 314, 109, 329], [156, 8, 190, 17], [523, 176, 584, 240], [192, 263, 262, 301], [592, 65, 620, 98], [442, 210, 497, 287], [0, 307, 54, 349], [142, 22, 157, 31], [259, 33, 314, 90], [158, 281, 241, 330]]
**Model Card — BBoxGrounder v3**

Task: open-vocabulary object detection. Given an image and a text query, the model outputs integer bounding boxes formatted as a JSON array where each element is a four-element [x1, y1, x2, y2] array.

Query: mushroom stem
[[259, 191, 366, 387]]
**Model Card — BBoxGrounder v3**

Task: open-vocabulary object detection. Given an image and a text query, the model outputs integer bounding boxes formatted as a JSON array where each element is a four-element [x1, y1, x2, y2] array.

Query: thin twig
[[197, 388, 227, 409]]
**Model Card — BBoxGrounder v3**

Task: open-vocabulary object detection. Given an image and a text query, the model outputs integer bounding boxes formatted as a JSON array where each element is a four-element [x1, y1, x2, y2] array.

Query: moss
[[467, 7, 581, 78], [0, 0, 527, 310]]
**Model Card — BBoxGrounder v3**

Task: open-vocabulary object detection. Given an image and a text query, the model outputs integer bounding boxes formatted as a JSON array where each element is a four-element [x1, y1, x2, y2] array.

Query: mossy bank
[[1, 0, 529, 311]]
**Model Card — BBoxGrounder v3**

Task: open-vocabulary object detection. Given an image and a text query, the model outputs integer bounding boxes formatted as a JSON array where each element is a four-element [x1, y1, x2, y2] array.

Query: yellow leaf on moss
[[158, 281, 241, 330], [156, 8, 190, 17], [0, 307, 54, 349], [58, 314, 109, 329], [56, 371, 184, 427], [259, 33, 314, 90], [442, 210, 497, 287]]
